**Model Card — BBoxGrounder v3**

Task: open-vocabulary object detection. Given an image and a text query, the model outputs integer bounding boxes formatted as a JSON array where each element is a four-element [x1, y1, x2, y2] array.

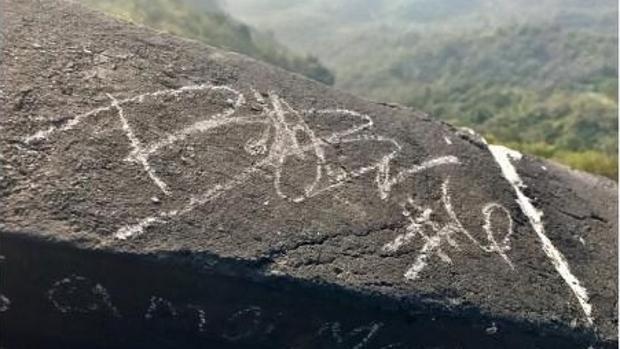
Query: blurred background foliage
[[81, 0, 617, 179]]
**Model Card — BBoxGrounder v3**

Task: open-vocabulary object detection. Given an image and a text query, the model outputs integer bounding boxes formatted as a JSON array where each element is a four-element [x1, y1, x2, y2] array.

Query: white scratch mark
[[187, 305, 208, 332], [578, 237, 586, 246], [137, 115, 265, 158], [404, 230, 451, 281], [107, 93, 171, 195], [382, 156, 460, 199], [114, 161, 263, 240], [268, 94, 326, 203], [114, 216, 163, 240], [24, 105, 114, 143], [383, 178, 514, 280], [47, 275, 120, 317], [488, 144, 594, 325], [0, 294, 10, 312], [351, 322, 383, 349], [481, 203, 514, 268], [127, 85, 246, 159], [317, 321, 383, 349], [318, 109, 374, 142], [444, 136, 452, 145], [24, 83, 238, 144], [145, 296, 177, 319], [485, 322, 498, 335]]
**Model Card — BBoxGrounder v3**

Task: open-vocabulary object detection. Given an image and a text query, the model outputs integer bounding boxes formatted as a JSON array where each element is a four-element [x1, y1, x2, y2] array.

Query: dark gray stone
[[0, 0, 617, 347]]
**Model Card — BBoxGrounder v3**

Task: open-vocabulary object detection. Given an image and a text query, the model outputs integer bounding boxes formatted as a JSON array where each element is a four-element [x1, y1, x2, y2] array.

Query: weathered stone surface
[[0, 0, 617, 348]]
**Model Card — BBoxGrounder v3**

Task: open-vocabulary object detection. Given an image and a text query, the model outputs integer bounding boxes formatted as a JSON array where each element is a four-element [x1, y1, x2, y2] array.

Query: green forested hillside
[[79, 0, 335, 85], [353, 25, 618, 178], [225, 0, 618, 179]]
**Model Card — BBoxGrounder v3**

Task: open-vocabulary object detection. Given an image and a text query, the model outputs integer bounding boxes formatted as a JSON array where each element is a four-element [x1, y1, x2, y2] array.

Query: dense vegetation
[[226, 0, 618, 179], [377, 26, 618, 178], [79, 0, 335, 85]]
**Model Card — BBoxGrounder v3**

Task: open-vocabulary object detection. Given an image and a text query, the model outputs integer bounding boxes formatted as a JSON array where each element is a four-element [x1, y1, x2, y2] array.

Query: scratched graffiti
[[22, 83, 595, 326], [144, 296, 207, 332], [47, 275, 120, 317], [24, 83, 459, 240], [43, 275, 407, 348], [316, 321, 384, 349], [382, 178, 514, 280]]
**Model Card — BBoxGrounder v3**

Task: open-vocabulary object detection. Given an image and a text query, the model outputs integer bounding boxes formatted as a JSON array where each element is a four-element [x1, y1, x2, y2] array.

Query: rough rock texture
[[0, 0, 617, 348]]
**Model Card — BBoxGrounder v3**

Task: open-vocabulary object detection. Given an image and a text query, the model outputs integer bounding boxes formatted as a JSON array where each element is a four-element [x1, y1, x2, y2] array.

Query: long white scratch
[[313, 109, 374, 142], [135, 115, 266, 159], [488, 144, 593, 325], [382, 156, 460, 199], [114, 216, 163, 240], [113, 162, 263, 240], [394, 156, 461, 185], [185, 163, 263, 212], [24, 105, 114, 143], [24, 83, 239, 143]]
